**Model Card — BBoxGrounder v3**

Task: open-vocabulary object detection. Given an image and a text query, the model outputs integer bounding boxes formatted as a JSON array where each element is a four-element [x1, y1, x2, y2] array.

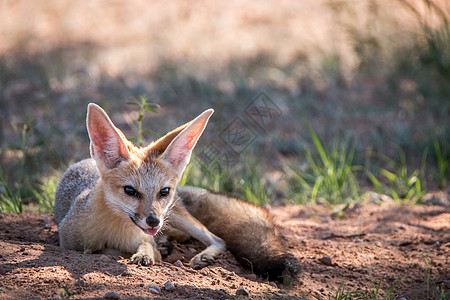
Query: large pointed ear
[[86, 103, 130, 170], [151, 122, 192, 153], [158, 109, 214, 175]]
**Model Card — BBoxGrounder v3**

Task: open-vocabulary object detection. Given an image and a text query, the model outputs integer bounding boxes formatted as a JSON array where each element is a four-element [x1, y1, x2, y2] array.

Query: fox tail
[[177, 186, 299, 283]]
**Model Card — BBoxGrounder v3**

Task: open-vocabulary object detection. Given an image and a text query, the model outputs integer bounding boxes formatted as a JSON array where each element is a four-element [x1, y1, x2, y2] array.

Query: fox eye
[[158, 187, 170, 198], [124, 186, 139, 197]]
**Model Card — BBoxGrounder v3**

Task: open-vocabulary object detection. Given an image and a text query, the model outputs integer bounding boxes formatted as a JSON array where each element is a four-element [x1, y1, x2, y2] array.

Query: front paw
[[190, 252, 215, 269], [130, 252, 156, 266], [129, 242, 161, 266]]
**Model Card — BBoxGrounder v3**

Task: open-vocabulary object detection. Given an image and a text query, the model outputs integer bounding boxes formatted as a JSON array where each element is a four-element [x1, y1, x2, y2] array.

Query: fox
[[54, 103, 297, 282]]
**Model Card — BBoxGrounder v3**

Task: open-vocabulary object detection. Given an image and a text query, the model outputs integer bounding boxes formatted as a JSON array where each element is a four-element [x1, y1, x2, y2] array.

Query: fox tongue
[[144, 228, 158, 236]]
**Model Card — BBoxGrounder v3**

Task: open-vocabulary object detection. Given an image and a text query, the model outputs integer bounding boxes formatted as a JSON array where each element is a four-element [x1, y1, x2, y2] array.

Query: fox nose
[[146, 216, 160, 228]]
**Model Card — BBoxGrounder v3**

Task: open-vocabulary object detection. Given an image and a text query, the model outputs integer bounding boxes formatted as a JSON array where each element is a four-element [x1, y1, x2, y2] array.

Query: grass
[[32, 174, 59, 213], [181, 153, 274, 206], [433, 137, 449, 189], [416, 252, 450, 300], [0, 121, 30, 213], [0, 107, 444, 212], [365, 146, 428, 204], [285, 117, 361, 205], [127, 95, 160, 147], [181, 156, 235, 194], [308, 278, 399, 300], [0, 165, 23, 213]]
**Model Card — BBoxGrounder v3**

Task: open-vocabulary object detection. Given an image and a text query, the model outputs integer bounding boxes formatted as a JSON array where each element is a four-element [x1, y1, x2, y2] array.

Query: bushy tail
[[222, 216, 299, 283], [177, 186, 299, 283]]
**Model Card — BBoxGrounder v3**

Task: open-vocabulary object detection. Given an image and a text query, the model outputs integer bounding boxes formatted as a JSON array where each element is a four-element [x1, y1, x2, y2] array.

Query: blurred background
[[0, 0, 449, 212]]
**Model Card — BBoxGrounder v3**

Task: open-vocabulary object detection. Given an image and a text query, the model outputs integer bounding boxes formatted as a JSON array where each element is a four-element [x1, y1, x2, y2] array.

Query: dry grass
[[0, 0, 425, 74]]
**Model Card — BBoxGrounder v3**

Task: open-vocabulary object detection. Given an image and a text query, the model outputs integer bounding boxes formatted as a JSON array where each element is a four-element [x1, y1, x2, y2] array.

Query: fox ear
[[159, 109, 214, 175], [86, 103, 130, 169], [151, 121, 192, 153]]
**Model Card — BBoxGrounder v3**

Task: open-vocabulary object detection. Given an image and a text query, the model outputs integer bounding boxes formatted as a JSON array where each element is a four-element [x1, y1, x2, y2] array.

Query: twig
[[321, 232, 366, 240], [241, 257, 254, 274]]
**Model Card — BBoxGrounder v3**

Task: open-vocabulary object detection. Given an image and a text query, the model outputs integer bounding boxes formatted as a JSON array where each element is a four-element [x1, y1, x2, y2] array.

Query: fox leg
[[170, 204, 226, 269]]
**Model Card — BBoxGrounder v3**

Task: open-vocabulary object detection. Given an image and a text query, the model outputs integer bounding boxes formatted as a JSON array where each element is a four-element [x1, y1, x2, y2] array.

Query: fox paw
[[190, 252, 215, 269], [130, 252, 156, 266]]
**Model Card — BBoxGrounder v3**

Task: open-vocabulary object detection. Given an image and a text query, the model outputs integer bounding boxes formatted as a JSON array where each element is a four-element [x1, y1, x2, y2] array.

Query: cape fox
[[54, 103, 296, 281]]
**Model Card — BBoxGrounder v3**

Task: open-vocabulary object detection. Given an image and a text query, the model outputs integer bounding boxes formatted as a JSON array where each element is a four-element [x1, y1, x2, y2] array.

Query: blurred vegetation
[[284, 118, 361, 205], [0, 0, 449, 212]]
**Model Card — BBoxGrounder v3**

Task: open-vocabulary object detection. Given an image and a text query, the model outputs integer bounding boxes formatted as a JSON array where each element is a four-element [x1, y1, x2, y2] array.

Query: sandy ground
[[0, 201, 449, 299]]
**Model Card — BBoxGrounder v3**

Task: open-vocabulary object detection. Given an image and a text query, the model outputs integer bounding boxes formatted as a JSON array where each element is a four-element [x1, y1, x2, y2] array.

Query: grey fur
[[54, 158, 99, 225]]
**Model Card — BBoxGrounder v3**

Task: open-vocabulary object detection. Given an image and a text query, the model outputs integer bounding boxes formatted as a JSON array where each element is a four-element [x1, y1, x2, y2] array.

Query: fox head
[[86, 103, 213, 236]]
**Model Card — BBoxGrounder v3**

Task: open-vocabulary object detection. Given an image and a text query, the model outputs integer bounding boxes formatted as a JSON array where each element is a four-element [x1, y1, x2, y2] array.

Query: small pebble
[[423, 197, 449, 207], [149, 286, 160, 295], [268, 282, 278, 288], [100, 255, 112, 263], [120, 271, 130, 277], [75, 279, 85, 287], [319, 256, 332, 266], [164, 280, 174, 291], [51, 267, 56, 272], [321, 216, 332, 223], [174, 260, 183, 268], [236, 288, 249, 296], [262, 204, 271, 210], [104, 291, 120, 299], [43, 216, 53, 228]]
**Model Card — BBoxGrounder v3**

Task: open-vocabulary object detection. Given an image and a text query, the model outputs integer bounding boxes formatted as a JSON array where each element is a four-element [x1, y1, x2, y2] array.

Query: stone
[[75, 279, 85, 287], [104, 291, 120, 299], [236, 288, 249, 296], [319, 256, 332, 266], [100, 255, 112, 263], [164, 280, 174, 291], [174, 260, 184, 267], [149, 286, 161, 294]]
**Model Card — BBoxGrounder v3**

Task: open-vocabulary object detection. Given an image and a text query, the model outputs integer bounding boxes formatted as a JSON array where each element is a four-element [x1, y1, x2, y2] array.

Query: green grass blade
[[380, 169, 398, 182]]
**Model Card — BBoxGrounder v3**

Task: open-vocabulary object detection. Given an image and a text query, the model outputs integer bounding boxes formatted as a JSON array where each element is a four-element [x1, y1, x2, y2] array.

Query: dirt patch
[[0, 203, 449, 299]]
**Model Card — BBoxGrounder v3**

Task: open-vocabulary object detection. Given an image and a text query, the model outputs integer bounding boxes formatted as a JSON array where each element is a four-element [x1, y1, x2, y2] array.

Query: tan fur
[[55, 103, 296, 281]]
